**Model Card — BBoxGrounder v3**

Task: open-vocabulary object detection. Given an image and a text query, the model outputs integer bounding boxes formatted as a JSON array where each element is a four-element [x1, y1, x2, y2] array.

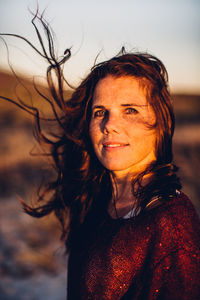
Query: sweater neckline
[[105, 209, 138, 223], [106, 191, 181, 221], [107, 206, 140, 221]]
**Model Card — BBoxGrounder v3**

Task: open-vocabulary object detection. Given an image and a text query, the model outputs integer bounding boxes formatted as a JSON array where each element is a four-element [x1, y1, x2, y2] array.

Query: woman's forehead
[[92, 75, 151, 107]]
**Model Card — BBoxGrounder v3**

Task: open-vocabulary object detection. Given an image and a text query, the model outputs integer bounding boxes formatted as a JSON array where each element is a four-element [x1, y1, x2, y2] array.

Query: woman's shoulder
[[124, 192, 200, 256], [133, 191, 200, 232], [153, 191, 200, 228], [147, 191, 200, 252]]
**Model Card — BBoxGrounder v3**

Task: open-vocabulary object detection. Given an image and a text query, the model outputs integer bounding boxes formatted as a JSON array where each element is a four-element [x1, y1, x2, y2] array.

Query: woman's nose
[[103, 112, 119, 134]]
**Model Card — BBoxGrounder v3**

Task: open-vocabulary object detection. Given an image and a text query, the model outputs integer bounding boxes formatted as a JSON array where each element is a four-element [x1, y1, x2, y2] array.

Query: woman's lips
[[103, 142, 129, 150]]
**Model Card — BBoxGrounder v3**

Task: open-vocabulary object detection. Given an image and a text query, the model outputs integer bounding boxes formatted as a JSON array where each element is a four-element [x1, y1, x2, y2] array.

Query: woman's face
[[89, 75, 156, 178]]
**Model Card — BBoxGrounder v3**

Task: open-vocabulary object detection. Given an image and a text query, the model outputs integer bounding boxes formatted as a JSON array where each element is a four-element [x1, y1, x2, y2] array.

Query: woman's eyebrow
[[92, 104, 148, 109], [92, 105, 105, 110], [121, 103, 148, 107]]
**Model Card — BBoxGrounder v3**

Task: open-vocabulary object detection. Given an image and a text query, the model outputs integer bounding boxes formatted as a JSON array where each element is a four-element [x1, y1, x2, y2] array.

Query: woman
[[1, 14, 200, 300], [65, 54, 200, 300]]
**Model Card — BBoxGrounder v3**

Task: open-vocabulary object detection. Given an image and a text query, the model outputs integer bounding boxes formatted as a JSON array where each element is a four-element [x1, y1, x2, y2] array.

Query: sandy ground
[[0, 198, 68, 300]]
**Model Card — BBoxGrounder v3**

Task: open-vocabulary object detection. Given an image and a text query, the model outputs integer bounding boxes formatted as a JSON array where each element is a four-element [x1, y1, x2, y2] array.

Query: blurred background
[[0, 0, 200, 299]]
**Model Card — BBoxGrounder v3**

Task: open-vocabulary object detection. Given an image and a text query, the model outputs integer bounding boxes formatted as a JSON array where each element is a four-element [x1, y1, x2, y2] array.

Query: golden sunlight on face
[[89, 75, 156, 178]]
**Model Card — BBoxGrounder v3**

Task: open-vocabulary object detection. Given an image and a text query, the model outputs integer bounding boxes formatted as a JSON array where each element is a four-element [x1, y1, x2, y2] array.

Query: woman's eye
[[125, 107, 138, 114], [94, 110, 106, 118]]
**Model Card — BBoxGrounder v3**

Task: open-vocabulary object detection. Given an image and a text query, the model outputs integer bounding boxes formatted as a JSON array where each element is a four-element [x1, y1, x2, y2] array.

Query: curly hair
[[0, 14, 181, 251]]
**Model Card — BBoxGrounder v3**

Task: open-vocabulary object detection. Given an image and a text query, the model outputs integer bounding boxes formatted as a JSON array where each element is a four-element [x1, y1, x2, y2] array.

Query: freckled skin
[[89, 75, 156, 178]]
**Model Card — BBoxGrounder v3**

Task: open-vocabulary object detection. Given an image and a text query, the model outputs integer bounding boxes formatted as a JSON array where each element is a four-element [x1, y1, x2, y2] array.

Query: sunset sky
[[0, 0, 199, 93]]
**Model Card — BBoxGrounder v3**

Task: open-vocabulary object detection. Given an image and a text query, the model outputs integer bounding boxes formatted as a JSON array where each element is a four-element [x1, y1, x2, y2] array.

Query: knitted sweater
[[67, 192, 200, 299]]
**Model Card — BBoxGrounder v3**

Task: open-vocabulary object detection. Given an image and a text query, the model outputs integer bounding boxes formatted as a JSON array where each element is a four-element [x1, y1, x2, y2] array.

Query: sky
[[0, 0, 199, 93]]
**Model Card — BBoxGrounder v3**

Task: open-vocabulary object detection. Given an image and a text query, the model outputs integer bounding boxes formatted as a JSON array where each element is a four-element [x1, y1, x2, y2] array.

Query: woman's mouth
[[103, 142, 128, 150]]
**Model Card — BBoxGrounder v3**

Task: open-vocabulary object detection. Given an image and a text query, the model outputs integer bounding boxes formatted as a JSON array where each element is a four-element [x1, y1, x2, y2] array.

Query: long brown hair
[[0, 13, 181, 251]]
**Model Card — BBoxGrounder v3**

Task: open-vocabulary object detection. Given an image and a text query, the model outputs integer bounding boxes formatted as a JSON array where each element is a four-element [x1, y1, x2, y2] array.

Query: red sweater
[[67, 192, 200, 299]]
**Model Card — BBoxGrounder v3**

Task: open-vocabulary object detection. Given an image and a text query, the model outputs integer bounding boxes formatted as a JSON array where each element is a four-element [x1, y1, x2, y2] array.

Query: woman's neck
[[108, 171, 152, 219], [108, 173, 137, 219]]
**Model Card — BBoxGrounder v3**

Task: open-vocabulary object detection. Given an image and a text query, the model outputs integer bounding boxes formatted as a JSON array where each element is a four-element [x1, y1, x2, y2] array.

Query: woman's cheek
[[89, 120, 100, 143]]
